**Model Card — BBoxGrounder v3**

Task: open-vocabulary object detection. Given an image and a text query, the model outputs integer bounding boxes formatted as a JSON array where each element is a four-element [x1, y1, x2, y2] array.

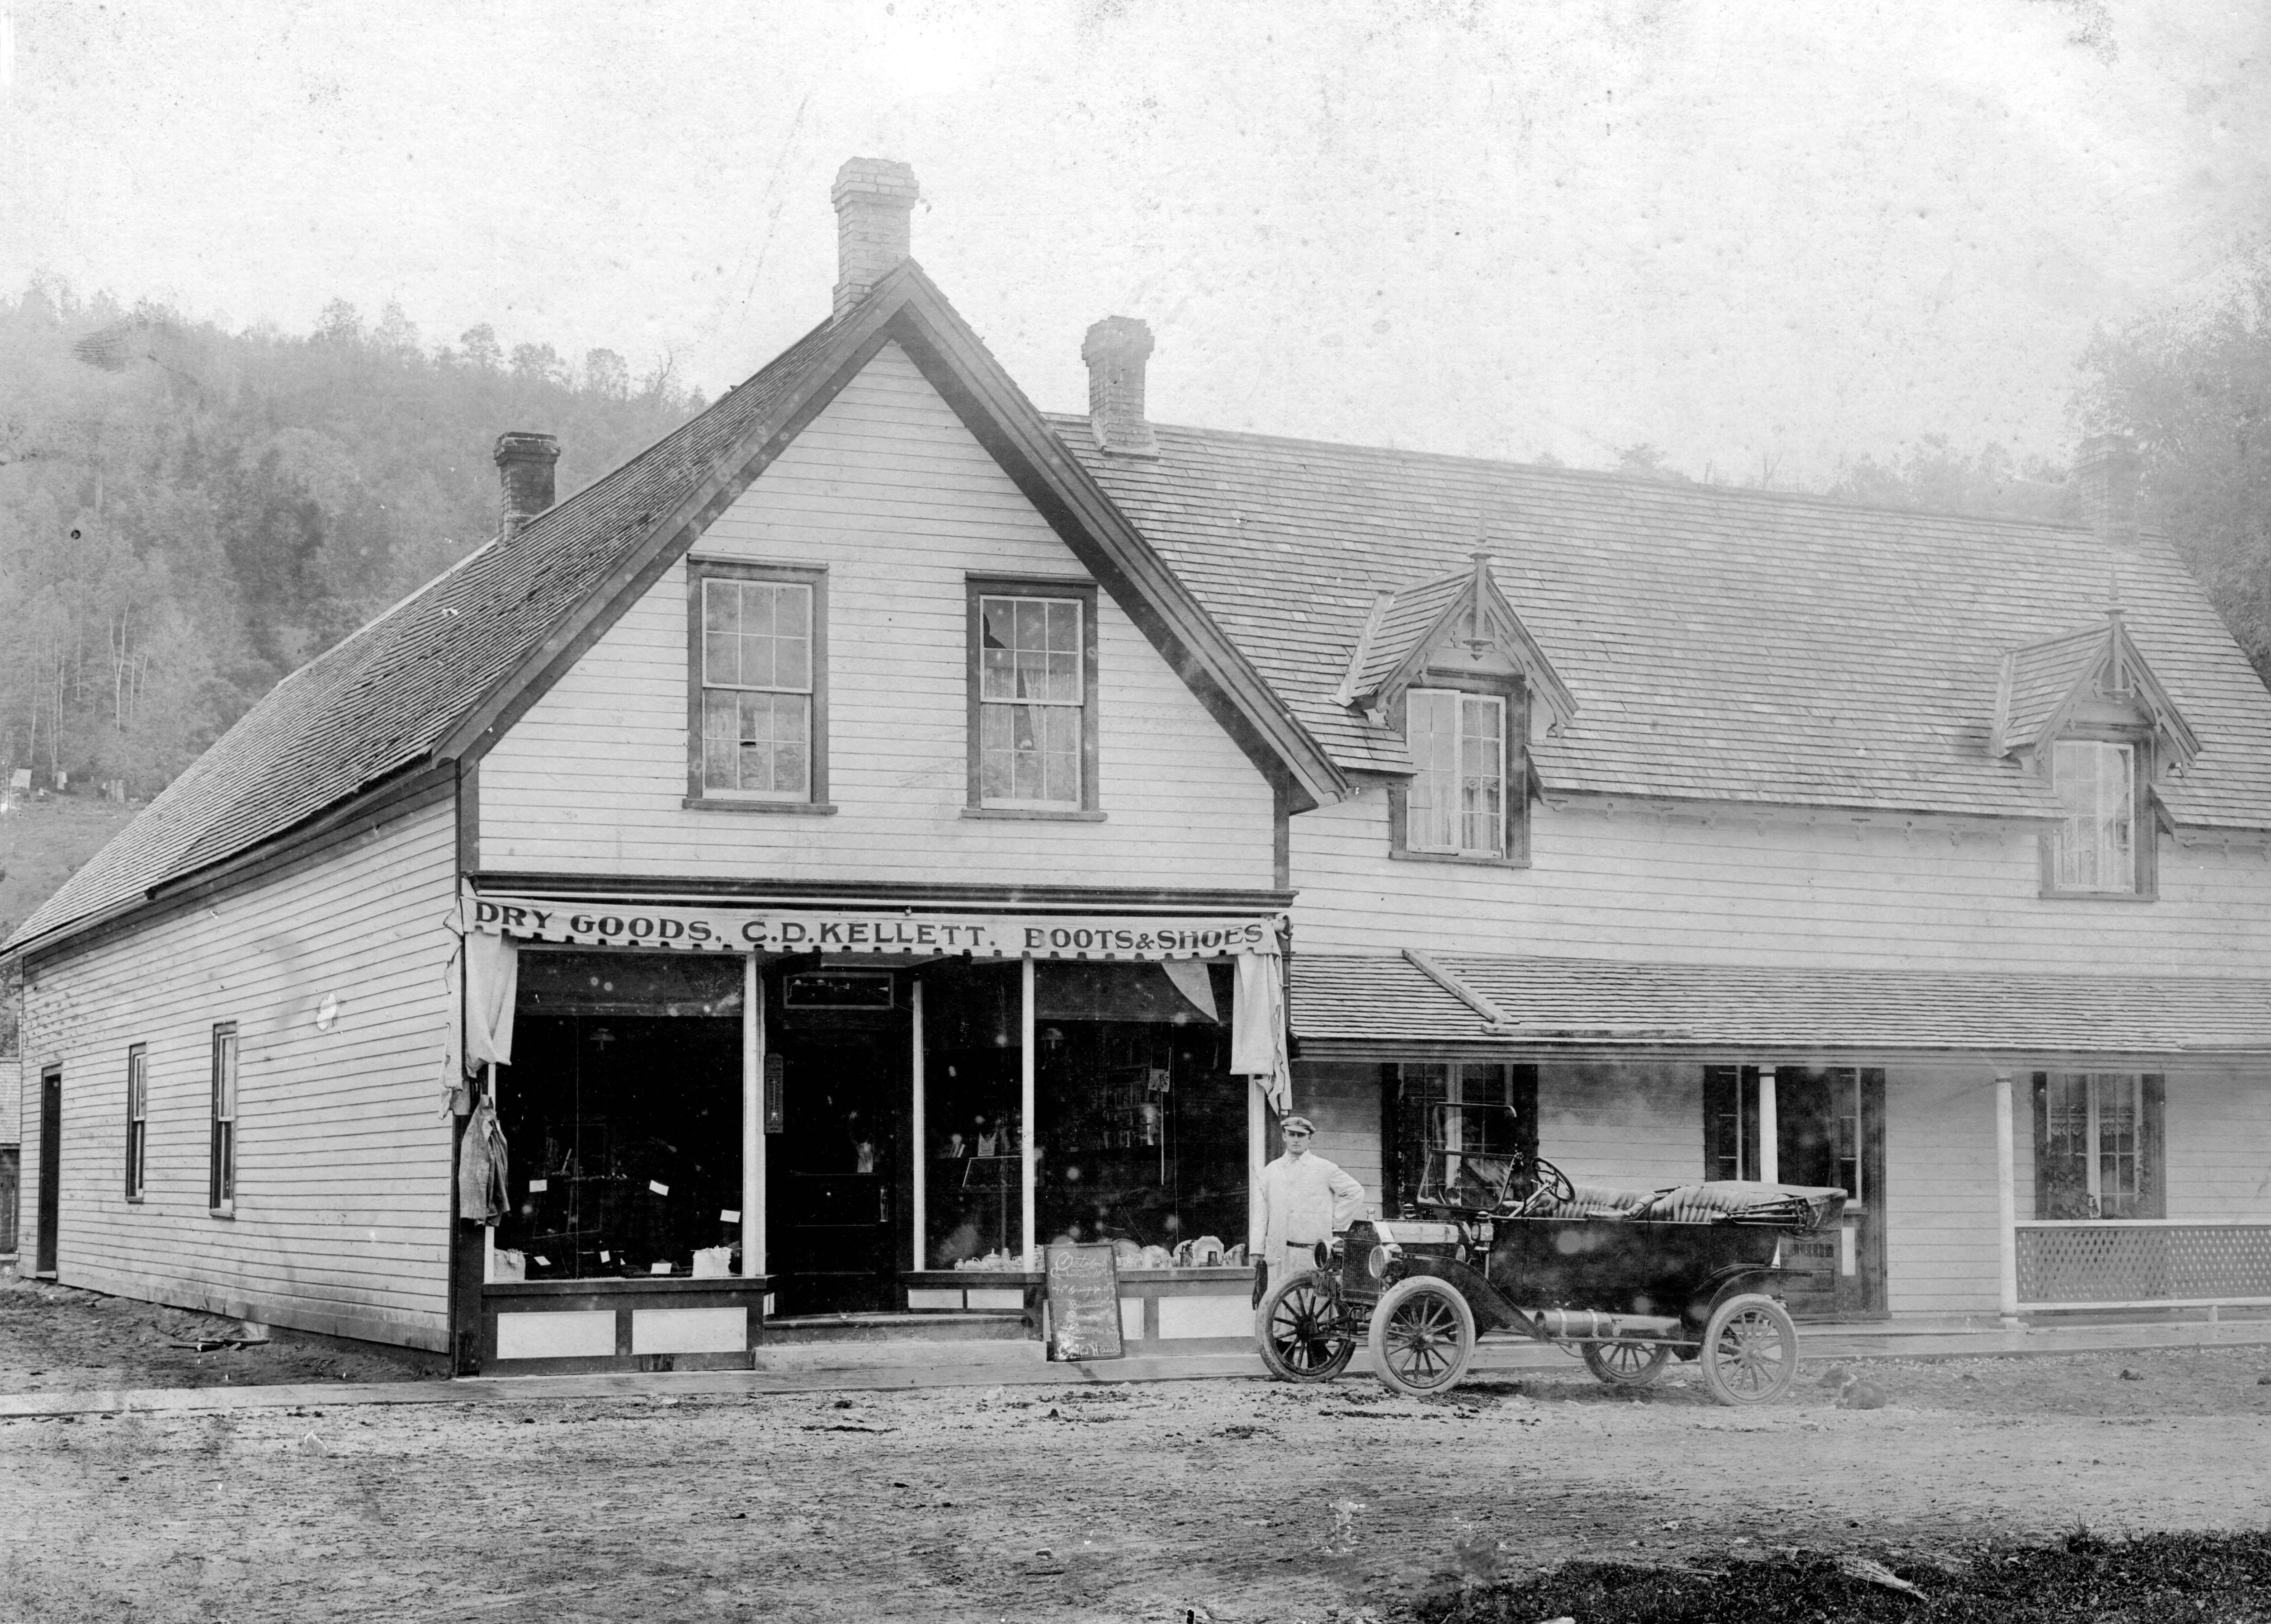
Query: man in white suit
[[1256, 1115, 1365, 1303]]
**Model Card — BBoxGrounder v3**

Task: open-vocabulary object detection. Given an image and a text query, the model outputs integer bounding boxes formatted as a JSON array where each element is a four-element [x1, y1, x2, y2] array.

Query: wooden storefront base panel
[[1157, 1295, 1253, 1339], [496, 1310, 614, 1361], [631, 1307, 748, 1355]]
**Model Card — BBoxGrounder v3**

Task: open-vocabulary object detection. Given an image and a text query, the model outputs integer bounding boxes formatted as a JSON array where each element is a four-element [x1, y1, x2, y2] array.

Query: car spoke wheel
[[1699, 1292, 1798, 1407], [1582, 1340, 1672, 1388], [1366, 1275, 1476, 1398], [1256, 1271, 1355, 1383]]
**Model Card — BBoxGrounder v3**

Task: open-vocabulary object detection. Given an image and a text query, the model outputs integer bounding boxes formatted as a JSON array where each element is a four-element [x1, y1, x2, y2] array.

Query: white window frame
[[698, 574, 817, 803], [1404, 687, 1507, 858], [125, 1043, 148, 1202], [2049, 739, 2137, 894], [209, 1024, 237, 1215], [972, 588, 1092, 812]]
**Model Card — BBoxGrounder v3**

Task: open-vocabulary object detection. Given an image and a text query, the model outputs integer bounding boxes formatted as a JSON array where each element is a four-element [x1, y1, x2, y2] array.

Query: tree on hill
[[1823, 436, 2073, 524], [2077, 248, 2271, 677], [0, 283, 708, 797]]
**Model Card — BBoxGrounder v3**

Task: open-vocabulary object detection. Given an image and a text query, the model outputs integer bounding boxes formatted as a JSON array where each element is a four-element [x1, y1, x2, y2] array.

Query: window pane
[[979, 705, 1014, 800], [703, 579, 811, 694], [702, 692, 740, 789], [2052, 741, 2134, 891], [1013, 598, 1046, 655], [735, 692, 810, 796], [1406, 690, 1460, 851]]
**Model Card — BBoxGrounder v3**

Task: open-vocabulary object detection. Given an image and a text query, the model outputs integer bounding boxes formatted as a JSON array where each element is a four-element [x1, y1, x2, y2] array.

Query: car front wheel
[[1367, 1275, 1475, 1398], [1256, 1270, 1356, 1383]]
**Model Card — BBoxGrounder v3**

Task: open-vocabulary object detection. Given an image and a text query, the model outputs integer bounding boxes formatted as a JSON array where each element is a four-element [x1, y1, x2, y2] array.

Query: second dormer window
[[1406, 688, 1506, 857], [2049, 739, 2136, 893]]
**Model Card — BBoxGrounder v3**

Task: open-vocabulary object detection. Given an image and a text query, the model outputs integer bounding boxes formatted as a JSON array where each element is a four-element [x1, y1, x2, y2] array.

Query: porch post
[[1994, 1067, 2019, 1326], [910, 979, 926, 1273], [1756, 1066, 1779, 1184], [1020, 955, 1037, 1268], [1248, 1079, 1266, 1255], [742, 954, 764, 1279]]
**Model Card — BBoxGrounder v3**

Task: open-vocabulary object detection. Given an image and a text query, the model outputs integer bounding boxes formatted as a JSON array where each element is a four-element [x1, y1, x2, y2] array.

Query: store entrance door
[[1703, 1065, 1886, 1320], [768, 1015, 908, 1316]]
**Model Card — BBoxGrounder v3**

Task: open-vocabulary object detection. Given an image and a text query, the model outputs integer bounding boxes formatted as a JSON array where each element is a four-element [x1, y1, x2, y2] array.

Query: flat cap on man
[[1280, 1115, 1316, 1135]]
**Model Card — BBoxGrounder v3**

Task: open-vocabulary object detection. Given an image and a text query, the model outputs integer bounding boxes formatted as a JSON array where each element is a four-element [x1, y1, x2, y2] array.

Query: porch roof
[[1289, 952, 2271, 1056]]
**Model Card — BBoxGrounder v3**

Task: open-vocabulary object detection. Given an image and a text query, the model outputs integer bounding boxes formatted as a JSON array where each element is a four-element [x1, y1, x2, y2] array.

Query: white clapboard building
[[9, 160, 2271, 1372]]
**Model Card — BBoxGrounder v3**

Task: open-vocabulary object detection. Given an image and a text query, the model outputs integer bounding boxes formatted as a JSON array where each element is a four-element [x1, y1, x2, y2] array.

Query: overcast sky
[[3, 0, 2265, 484]]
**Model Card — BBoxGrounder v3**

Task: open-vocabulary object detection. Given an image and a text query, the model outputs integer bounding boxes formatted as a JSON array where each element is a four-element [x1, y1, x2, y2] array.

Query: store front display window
[[1033, 960, 1246, 1265], [920, 959, 1026, 1269], [494, 951, 744, 1280]]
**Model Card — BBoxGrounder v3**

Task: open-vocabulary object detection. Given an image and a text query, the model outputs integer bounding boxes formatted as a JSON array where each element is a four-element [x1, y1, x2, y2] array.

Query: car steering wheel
[[1506, 1156, 1576, 1214]]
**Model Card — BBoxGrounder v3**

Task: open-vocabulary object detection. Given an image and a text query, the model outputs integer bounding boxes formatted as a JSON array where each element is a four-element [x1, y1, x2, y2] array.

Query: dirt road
[[2, 1345, 2268, 1622]]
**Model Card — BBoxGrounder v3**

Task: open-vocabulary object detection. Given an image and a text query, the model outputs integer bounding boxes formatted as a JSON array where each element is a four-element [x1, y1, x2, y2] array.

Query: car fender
[[1398, 1254, 1524, 1334], [1686, 1264, 1785, 1326]]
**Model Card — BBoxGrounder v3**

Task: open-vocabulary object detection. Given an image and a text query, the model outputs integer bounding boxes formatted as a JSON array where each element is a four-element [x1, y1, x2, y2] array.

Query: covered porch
[[1288, 950, 2271, 1323]]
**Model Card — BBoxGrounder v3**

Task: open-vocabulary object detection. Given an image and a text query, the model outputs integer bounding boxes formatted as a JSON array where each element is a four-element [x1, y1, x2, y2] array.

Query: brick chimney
[[1081, 316, 1158, 457], [831, 157, 919, 320], [2074, 433, 2142, 551], [493, 431, 559, 540]]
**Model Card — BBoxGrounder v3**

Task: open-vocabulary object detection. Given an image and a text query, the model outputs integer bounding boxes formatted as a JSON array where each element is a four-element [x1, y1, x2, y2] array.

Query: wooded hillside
[[0, 283, 708, 797]]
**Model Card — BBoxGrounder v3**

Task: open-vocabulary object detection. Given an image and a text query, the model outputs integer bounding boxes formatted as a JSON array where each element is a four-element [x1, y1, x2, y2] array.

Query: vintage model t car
[[1257, 1105, 1845, 1406]]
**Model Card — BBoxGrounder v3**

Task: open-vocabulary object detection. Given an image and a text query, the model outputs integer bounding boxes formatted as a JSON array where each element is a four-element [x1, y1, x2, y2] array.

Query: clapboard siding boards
[[0, 1056, 18, 1143], [15, 798, 457, 1348], [479, 343, 1277, 888], [1289, 785, 2271, 973]]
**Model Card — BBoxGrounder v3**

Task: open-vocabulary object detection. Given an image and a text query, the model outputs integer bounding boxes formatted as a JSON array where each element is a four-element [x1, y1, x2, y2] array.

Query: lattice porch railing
[[2015, 1222, 2271, 1310]]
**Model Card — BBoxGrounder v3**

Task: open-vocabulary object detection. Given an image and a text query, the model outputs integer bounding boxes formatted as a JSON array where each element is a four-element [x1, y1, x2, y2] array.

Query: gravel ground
[[0, 1276, 439, 1392], [2, 1341, 2268, 1622]]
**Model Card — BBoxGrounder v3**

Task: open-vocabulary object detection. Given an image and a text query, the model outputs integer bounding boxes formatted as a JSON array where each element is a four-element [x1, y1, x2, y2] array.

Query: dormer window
[[2049, 740, 2136, 893], [1406, 688, 1507, 857], [1992, 608, 2195, 904], [1335, 550, 1575, 872]]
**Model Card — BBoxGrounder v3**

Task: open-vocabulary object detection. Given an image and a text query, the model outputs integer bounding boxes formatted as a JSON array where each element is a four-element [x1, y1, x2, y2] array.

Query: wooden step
[[761, 1311, 1033, 1345]]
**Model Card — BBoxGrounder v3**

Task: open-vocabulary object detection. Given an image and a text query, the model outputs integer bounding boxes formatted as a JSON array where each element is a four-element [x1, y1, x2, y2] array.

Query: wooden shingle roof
[[1054, 421, 2271, 829], [1293, 953, 2271, 1056]]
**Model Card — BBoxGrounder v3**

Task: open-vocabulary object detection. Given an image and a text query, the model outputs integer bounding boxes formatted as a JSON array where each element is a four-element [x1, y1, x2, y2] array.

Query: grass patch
[[1417, 1530, 2271, 1622]]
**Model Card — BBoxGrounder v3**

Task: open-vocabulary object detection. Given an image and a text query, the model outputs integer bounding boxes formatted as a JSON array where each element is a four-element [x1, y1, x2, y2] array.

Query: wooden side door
[[36, 1067, 61, 1276]]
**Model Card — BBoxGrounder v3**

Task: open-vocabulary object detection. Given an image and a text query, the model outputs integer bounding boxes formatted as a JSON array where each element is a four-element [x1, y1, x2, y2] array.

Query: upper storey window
[[1405, 688, 1507, 858], [688, 562, 828, 809], [2049, 740, 2137, 894], [1992, 609, 2195, 902], [967, 579, 1100, 817]]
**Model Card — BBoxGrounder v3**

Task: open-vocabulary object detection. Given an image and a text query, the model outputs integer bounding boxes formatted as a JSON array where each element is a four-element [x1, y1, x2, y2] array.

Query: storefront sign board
[[1045, 1242, 1125, 1361], [469, 897, 1280, 959]]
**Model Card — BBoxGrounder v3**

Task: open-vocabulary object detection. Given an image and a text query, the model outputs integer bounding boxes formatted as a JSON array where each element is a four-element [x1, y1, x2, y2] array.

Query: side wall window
[[966, 578, 1099, 814], [686, 562, 828, 807], [125, 1044, 148, 1201], [2032, 1071, 2164, 1219], [1391, 682, 1529, 864], [209, 1024, 238, 1214]]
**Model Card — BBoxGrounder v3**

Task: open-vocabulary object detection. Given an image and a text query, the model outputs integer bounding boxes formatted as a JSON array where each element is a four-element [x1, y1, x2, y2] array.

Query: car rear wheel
[[1256, 1270, 1356, 1383], [1581, 1340, 1671, 1388], [1367, 1275, 1475, 1398], [1698, 1292, 1798, 1406]]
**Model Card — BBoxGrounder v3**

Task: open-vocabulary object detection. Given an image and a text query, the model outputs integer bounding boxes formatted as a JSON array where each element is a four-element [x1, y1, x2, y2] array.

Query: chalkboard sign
[[1045, 1242, 1125, 1361]]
